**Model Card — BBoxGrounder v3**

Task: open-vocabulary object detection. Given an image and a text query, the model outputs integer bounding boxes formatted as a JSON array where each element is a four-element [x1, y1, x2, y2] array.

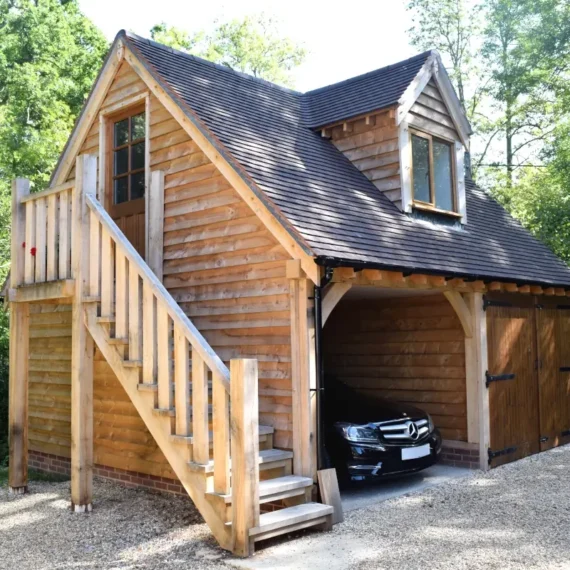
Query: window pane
[[131, 142, 145, 171], [433, 140, 454, 211], [131, 113, 145, 141], [114, 176, 128, 204], [114, 119, 129, 147], [114, 147, 128, 176], [131, 171, 145, 200], [412, 135, 430, 203]]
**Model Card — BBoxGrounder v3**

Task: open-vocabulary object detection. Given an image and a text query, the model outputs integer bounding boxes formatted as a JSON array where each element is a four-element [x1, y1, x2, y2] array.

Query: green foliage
[[150, 14, 306, 87], [0, 0, 107, 464]]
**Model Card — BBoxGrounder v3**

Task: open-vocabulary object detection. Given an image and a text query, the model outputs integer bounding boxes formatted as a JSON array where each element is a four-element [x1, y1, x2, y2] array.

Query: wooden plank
[[174, 324, 190, 436], [317, 468, 343, 524], [9, 280, 75, 303], [71, 154, 97, 511], [142, 282, 157, 385], [115, 250, 128, 340], [58, 189, 70, 279], [192, 352, 210, 464], [128, 267, 141, 361], [89, 210, 100, 297], [230, 358, 260, 557], [100, 226, 114, 317], [46, 194, 57, 281], [32, 199, 47, 283], [24, 200, 36, 284], [20, 181, 75, 203], [11, 179, 30, 288], [148, 170, 165, 279], [213, 371, 230, 495], [157, 303, 172, 409], [8, 302, 29, 492]]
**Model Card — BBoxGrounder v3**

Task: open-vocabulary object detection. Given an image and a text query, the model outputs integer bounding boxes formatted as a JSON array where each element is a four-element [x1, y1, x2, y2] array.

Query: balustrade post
[[230, 358, 260, 557], [8, 178, 30, 494], [70, 154, 97, 512]]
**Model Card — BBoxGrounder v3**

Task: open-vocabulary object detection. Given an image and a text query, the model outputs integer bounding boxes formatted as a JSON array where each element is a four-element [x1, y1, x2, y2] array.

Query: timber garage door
[[486, 295, 570, 468]]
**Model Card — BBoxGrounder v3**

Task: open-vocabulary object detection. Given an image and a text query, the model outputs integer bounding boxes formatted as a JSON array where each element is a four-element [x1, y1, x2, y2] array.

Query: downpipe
[[314, 266, 334, 470]]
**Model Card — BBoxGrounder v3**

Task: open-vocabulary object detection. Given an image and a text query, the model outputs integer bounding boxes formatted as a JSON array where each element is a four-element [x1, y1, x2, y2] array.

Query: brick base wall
[[439, 440, 480, 469], [29, 450, 187, 495]]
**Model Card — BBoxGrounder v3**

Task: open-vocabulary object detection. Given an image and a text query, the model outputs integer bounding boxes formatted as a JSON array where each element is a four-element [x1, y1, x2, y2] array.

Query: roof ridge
[[120, 30, 302, 96], [302, 50, 435, 97]]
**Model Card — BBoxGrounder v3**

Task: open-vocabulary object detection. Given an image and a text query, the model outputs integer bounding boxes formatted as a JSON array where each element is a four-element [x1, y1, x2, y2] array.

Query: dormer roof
[[50, 31, 570, 288]]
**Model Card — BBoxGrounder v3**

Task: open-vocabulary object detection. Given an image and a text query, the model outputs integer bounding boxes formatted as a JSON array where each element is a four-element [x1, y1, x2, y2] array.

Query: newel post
[[8, 179, 30, 494], [230, 358, 260, 557], [70, 155, 97, 512]]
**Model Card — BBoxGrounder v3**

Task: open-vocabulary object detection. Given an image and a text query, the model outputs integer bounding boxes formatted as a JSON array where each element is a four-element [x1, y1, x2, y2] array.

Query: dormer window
[[410, 130, 457, 215]]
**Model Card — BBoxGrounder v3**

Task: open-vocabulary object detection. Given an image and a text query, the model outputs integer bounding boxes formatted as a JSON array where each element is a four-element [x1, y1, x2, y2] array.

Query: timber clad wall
[[30, 58, 295, 481], [330, 111, 401, 209], [407, 80, 459, 142], [323, 294, 468, 442]]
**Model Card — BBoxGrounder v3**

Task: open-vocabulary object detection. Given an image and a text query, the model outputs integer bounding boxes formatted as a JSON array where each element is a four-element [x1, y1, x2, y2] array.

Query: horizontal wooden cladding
[[324, 294, 468, 441], [28, 303, 72, 458], [157, 123, 295, 449]]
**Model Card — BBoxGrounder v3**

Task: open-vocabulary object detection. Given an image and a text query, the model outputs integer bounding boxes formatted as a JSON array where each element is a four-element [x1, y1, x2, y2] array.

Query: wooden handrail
[[85, 193, 230, 391], [20, 180, 74, 203]]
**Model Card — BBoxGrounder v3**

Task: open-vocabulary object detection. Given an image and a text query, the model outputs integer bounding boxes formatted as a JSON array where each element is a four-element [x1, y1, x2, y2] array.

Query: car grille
[[376, 418, 429, 442]]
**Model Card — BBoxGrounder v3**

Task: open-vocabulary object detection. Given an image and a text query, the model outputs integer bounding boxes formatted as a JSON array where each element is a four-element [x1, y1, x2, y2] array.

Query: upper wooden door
[[106, 105, 146, 258], [487, 303, 540, 468]]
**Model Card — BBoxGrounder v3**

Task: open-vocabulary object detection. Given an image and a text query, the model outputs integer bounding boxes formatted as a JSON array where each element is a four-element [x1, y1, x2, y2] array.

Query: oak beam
[[70, 155, 97, 512], [443, 291, 473, 338], [9, 279, 75, 303], [322, 282, 352, 326]]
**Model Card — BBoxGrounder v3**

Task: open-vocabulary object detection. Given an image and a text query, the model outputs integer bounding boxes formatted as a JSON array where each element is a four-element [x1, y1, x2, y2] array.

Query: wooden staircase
[[11, 155, 333, 555]]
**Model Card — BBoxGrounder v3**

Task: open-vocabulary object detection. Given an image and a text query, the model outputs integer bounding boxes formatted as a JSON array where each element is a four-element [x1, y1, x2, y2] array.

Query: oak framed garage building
[[7, 31, 570, 555]]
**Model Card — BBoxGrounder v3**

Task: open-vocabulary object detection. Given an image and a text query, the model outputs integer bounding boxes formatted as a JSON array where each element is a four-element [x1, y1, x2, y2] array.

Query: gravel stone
[[3, 446, 570, 569]]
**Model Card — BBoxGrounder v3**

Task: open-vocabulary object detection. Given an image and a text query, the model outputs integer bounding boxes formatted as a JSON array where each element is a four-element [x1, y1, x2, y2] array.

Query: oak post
[[230, 359, 260, 557], [9, 178, 30, 493], [148, 170, 164, 280], [71, 154, 97, 512], [288, 266, 314, 479], [212, 372, 230, 495]]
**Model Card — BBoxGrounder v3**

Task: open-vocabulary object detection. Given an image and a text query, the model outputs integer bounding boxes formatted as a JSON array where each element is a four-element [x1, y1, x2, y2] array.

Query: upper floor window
[[111, 108, 146, 206], [411, 130, 456, 214]]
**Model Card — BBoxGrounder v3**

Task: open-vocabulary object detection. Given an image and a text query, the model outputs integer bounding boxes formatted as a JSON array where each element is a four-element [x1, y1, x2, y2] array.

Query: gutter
[[313, 266, 334, 471]]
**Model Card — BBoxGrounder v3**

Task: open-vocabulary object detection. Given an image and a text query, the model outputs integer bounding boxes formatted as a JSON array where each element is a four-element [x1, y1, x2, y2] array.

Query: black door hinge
[[540, 436, 549, 443], [485, 371, 515, 387], [535, 304, 544, 310], [488, 446, 517, 464], [561, 429, 570, 437], [560, 367, 570, 372], [557, 305, 570, 310]]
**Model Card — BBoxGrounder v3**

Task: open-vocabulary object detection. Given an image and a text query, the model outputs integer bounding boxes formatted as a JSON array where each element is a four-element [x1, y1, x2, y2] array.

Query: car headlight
[[427, 413, 435, 433], [335, 422, 379, 443]]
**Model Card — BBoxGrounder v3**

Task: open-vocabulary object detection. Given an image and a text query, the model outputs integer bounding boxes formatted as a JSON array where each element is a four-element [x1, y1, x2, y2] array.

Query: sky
[[78, 0, 417, 93]]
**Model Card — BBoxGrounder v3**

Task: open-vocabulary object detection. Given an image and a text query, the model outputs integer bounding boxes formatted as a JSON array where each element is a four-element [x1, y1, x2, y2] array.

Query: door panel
[[536, 309, 559, 451], [115, 208, 146, 259], [487, 305, 540, 468], [555, 308, 570, 445]]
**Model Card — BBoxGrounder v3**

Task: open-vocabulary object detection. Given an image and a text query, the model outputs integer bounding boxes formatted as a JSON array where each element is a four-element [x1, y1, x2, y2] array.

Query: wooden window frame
[[105, 102, 147, 218], [409, 128, 460, 217]]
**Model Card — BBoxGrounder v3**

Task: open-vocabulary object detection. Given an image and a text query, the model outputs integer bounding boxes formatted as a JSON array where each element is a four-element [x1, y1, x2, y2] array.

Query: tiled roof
[[301, 51, 432, 128], [123, 32, 570, 287]]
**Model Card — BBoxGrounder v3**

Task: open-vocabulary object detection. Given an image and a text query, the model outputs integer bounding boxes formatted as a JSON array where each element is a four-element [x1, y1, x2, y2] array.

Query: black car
[[325, 382, 442, 484]]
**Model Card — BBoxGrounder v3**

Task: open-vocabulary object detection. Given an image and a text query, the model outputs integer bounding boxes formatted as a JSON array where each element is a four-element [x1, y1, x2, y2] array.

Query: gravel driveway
[[2, 445, 570, 570]]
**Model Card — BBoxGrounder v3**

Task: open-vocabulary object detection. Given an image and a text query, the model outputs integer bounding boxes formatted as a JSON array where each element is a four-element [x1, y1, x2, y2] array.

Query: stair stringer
[[84, 304, 233, 550]]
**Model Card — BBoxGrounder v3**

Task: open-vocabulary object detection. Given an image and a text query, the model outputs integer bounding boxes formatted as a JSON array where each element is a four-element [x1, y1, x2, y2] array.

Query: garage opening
[[322, 286, 475, 499]]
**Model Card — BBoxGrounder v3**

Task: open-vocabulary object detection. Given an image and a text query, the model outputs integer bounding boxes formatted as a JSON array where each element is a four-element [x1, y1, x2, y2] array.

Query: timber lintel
[[9, 279, 75, 303]]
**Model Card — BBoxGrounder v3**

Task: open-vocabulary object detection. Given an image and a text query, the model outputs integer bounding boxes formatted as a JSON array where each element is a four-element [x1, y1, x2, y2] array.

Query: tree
[[0, 0, 107, 464], [407, 0, 482, 117], [151, 14, 306, 87]]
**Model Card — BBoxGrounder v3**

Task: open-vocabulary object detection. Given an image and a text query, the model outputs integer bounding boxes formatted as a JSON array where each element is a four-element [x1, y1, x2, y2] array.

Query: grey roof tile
[[124, 32, 570, 287]]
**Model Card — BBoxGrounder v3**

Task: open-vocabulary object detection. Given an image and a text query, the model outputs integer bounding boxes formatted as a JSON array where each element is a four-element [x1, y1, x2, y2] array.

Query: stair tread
[[136, 382, 212, 392], [189, 447, 292, 473], [212, 474, 312, 504], [108, 337, 129, 346], [249, 503, 333, 536], [170, 424, 273, 445], [123, 360, 142, 368]]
